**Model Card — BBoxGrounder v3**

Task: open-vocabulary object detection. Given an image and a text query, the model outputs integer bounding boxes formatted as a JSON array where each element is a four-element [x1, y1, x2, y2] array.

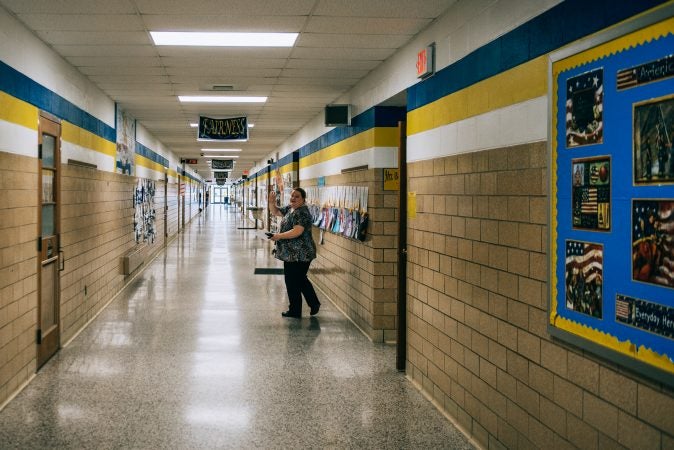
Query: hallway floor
[[0, 205, 474, 449]]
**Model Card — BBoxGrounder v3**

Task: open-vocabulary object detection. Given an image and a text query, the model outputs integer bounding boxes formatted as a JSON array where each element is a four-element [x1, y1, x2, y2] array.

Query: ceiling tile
[[17, 13, 144, 31]]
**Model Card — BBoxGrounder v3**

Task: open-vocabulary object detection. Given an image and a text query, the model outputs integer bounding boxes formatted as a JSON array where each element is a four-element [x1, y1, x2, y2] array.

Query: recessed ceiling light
[[203, 155, 239, 158], [201, 149, 242, 152], [150, 31, 298, 47], [179, 96, 266, 103]]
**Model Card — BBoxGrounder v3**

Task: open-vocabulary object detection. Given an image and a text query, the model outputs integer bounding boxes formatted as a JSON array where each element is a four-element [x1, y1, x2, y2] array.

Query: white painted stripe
[[407, 96, 548, 162], [135, 164, 165, 181], [61, 141, 115, 172], [0, 120, 37, 158], [300, 146, 398, 180]]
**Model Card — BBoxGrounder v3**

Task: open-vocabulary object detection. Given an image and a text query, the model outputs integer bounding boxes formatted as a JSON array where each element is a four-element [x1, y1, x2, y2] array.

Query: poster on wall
[[632, 199, 674, 288], [571, 157, 610, 230], [566, 68, 604, 148], [116, 107, 135, 176], [633, 95, 674, 184], [565, 240, 603, 318], [134, 179, 156, 244], [549, 11, 674, 386]]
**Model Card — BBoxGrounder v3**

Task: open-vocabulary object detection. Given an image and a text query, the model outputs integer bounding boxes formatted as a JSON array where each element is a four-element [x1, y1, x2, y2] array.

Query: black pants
[[283, 261, 320, 315]]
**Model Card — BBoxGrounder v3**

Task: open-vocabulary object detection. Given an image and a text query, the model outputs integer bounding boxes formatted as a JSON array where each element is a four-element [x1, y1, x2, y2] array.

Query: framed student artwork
[[549, 6, 674, 387]]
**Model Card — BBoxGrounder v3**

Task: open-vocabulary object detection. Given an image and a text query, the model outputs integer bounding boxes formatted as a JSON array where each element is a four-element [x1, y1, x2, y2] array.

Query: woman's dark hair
[[293, 187, 307, 200]]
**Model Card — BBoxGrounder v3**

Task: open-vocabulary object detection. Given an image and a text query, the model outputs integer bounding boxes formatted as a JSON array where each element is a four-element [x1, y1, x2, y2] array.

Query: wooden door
[[37, 113, 61, 369]]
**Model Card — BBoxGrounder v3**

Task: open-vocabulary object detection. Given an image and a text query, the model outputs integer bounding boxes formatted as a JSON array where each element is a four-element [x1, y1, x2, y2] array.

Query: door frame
[[396, 120, 408, 371], [36, 111, 62, 369]]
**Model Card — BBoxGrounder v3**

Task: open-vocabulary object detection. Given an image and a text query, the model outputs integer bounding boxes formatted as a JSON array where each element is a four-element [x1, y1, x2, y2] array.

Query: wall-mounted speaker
[[325, 104, 351, 127]]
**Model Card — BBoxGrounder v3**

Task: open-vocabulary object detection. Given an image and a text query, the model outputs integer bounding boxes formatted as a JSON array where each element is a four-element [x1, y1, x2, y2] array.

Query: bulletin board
[[549, 7, 674, 386]]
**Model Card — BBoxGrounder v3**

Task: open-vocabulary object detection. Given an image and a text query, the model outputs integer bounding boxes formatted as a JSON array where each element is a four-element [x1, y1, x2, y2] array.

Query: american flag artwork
[[571, 157, 610, 230], [633, 200, 674, 288], [581, 187, 598, 214], [565, 240, 603, 318], [566, 67, 604, 148]]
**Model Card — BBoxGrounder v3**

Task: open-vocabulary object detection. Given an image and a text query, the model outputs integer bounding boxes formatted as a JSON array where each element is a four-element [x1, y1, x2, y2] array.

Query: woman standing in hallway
[[268, 188, 321, 318]]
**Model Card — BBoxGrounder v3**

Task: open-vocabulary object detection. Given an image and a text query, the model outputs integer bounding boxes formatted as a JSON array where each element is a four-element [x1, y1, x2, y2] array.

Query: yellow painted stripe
[[299, 127, 399, 169], [301, 129, 375, 168], [408, 56, 548, 136], [167, 168, 178, 179], [135, 154, 167, 173], [62, 121, 116, 157], [279, 161, 297, 176], [374, 127, 399, 147], [0, 91, 38, 130]]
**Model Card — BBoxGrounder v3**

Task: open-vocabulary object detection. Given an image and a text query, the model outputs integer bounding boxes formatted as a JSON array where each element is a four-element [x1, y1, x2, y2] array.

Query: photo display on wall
[[549, 11, 674, 386], [572, 156, 611, 230]]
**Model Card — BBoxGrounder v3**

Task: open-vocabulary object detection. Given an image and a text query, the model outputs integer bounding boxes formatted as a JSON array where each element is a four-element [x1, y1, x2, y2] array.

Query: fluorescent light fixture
[[204, 155, 239, 158], [180, 96, 266, 103], [202, 149, 242, 153], [248, 123, 255, 128], [150, 31, 298, 47]]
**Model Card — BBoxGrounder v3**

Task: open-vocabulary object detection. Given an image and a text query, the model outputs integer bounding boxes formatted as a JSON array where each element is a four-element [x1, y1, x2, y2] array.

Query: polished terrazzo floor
[[0, 205, 474, 449]]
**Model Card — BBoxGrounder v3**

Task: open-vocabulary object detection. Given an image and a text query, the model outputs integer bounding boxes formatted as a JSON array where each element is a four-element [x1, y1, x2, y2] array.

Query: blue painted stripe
[[136, 142, 169, 167], [277, 151, 298, 167], [407, 0, 669, 111], [299, 106, 405, 158], [0, 60, 116, 142], [176, 165, 200, 183]]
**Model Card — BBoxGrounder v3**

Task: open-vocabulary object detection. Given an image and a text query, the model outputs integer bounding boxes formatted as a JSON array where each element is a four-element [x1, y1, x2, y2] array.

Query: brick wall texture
[[0, 152, 38, 409], [406, 142, 674, 449], [308, 169, 399, 343], [0, 149, 186, 408]]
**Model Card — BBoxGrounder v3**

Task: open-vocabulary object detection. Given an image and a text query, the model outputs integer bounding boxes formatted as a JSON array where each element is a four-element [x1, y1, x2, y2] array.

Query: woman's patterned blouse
[[274, 204, 317, 262]]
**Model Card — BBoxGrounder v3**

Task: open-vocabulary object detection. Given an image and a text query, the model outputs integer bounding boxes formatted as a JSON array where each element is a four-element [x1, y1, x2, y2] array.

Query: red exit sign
[[416, 44, 435, 79]]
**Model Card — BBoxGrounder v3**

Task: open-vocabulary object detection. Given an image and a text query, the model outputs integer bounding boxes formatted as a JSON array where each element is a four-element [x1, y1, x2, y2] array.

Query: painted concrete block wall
[[406, 143, 674, 449], [308, 169, 399, 343], [167, 182, 180, 237], [60, 166, 136, 344], [0, 152, 38, 409], [0, 7, 202, 408]]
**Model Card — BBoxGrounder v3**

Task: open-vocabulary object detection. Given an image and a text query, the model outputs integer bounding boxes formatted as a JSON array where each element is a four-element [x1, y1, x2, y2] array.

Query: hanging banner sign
[[211, 159, 233, 170], [198, 116, 248, 141]]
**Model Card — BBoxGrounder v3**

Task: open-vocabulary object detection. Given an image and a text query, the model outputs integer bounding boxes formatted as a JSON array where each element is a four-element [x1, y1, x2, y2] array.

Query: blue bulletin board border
[[549, 5, 674, 386]]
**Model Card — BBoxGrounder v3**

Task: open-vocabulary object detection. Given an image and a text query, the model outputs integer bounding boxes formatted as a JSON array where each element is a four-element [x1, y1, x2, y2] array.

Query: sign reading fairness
[[198, 116, 248, 141]]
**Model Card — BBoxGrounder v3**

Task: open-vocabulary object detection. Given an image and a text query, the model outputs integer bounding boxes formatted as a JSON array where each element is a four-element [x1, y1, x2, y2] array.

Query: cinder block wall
[[1, 154, 177, 408], [153, 181, 166, 249], [60, 166, 135, 344], [406, 142, 674, 449], [308, 169, 399, 343], [0, 152, 38, 407], [167, 182, 179, 236]]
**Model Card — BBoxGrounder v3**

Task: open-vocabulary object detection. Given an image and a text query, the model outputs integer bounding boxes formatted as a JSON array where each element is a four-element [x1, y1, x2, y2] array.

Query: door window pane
[[42, 171, 54, 203], [42, 134, 55, 168], [42, 204, 55, 237]]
